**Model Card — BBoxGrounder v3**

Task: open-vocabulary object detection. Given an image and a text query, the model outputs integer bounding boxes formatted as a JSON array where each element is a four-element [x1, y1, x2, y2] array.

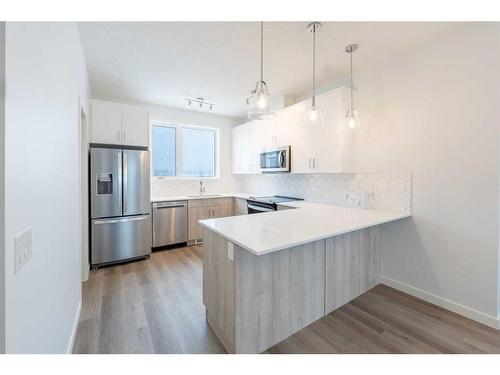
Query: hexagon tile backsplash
[[237, 173, 412, 214], [151, 173, 412, 214]]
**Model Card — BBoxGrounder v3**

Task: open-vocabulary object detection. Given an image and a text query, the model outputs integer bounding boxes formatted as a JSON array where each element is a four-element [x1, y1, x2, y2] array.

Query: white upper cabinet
[[90, 100, 150, 147], [255, 117, 279, 150], [232, 120, 259, 174], [232, 86, 352, 174], [121, 104, 150, 147], [90, 100, 122, 145]]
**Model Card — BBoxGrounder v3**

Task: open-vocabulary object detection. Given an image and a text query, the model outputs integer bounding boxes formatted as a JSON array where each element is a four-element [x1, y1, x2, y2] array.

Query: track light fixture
[[185, 97, 215, 112]]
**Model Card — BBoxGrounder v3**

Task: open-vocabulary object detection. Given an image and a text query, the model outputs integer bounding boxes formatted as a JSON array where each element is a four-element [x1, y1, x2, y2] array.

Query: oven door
[[260, 146, 290, 173], [247, 200, 276, 214]]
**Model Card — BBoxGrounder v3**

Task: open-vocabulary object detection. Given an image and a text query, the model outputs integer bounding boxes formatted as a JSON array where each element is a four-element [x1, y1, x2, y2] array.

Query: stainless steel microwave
[[260, 146, 291, 173]]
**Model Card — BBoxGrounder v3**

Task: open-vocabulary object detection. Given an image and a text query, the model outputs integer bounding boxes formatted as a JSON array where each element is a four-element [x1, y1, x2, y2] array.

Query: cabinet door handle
[[308, 158, 311, 169], [122, 130, 126, 142], [117, 130, 121, 141], [313, 158, 316, 169]]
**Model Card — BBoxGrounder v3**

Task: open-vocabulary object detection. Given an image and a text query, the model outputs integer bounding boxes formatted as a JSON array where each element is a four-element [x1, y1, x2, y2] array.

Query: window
[[152, 126, 176, 177], [181, 127, 216, 177], [152, 121, 218, 178]]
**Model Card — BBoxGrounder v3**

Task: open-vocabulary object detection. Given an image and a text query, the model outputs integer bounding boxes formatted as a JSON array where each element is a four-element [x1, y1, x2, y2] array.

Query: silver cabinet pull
[[117, 130, 121, 141], [313, 158, 316, 169], [308, 158, 311, 169], [123, 130, 126, 142]]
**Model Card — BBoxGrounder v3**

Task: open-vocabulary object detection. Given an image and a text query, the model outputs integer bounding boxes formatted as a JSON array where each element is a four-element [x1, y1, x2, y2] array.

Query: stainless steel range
[[246, 195, 303, 214], [90, 145, 152, 268]]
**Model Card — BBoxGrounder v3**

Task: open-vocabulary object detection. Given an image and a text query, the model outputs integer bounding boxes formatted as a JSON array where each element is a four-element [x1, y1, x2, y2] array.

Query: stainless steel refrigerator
[[90, 146, 151, 267]]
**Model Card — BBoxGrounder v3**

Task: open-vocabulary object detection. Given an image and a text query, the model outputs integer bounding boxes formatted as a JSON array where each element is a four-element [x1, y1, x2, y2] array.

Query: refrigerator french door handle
[[123, 151, 127, 214], [117, 150, 123, 213]]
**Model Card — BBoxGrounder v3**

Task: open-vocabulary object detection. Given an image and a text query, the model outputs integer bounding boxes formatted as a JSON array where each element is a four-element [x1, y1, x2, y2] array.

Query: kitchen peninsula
[[200, 201, 410, 353]]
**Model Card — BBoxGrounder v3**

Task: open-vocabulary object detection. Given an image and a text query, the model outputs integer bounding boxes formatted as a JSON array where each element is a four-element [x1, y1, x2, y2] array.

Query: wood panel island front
[[199, 201, 409, 354]]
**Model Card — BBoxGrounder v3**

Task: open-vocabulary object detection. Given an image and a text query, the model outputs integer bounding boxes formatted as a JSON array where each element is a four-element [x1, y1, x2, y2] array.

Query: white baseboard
[[66, 301, 82, 354], [380, 275, 500, 330]]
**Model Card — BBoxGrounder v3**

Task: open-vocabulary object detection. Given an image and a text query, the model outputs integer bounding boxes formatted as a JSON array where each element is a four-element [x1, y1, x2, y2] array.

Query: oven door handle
[[247, 203, 275, 212]]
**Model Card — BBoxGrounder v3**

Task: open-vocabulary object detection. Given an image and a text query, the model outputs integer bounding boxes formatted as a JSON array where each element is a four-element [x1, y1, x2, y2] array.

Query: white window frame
[[150, 119, 220, 180]]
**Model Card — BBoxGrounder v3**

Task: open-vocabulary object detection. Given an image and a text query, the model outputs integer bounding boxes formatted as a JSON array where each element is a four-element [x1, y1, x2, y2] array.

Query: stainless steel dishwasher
[[152, 201, 188, 248]]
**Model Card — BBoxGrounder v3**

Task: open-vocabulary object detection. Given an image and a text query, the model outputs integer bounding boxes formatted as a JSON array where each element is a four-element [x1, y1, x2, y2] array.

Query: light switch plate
[[227, 242, 234, 261], [14, 227, 32, 274]]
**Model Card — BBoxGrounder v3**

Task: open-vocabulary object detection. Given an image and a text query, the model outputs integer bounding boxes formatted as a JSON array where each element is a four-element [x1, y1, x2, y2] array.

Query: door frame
[[79, 100, 89, 282]]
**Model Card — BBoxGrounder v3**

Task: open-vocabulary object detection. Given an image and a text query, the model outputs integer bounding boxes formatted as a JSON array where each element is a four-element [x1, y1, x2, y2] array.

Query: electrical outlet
[[344, 192, 369, 208], [227, 242, 234, 261], [14, 227, 32, 274]]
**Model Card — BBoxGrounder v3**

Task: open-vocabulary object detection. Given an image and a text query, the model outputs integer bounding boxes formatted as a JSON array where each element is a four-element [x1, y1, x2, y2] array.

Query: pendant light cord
[[260, 21, 264, 83], [312, 24, 316, 106], [350, 48, 354, 112]]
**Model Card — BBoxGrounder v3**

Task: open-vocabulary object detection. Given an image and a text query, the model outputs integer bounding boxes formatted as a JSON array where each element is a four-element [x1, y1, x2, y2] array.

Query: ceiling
[[78, 22, 462, 118]]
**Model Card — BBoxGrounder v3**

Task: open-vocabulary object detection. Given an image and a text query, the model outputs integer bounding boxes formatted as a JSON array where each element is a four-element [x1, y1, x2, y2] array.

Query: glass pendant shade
[[305, 103, 325, 126], [247, 80, 275, 120], [247, 22, 275, 120], [346, 107, 360, 132]]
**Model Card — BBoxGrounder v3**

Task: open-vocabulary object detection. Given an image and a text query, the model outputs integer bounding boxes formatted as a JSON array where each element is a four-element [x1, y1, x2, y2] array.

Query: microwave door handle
[[279, 151, 285, 167]]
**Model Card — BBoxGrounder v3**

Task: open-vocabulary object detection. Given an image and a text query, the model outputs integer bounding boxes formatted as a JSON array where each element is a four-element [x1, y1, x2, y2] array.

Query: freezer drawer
[[153, 201, 188, 247], [91, 214, 152, 266]]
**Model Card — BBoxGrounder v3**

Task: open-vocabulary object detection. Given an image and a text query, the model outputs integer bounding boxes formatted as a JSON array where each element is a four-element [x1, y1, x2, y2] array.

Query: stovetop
[[248, 195, 303, 205]]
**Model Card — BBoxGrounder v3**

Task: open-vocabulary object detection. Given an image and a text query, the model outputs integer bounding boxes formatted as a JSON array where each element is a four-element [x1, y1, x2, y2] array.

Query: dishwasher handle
[[153, 201, 187, 209], [155, 204, 186, 209]]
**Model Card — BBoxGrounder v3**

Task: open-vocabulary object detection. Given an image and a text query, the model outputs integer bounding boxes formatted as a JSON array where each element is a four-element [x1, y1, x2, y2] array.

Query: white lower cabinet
[[232, 86, 353, 174]]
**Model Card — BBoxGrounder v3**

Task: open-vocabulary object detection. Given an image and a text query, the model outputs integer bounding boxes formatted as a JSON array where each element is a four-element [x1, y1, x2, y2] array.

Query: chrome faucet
[[199, 179, 205, 195]]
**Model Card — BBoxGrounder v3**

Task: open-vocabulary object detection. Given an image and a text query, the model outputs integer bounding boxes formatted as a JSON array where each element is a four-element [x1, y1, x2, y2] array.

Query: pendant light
[[345, 44, 360, 132], [247, 22, 275, 120], [305, 22, 324, 127]]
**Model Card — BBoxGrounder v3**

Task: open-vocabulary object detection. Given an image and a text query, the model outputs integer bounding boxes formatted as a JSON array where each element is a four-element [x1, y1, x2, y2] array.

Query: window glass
[[152, 126, 176, 177], [181, 127, 216, 177]]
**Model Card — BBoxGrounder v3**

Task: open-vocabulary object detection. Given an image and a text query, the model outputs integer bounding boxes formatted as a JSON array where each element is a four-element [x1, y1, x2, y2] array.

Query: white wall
[[0, 21, 5, 354], [92, 97, 243, 197], [355, 23, 500, 324], [4, 22, 90, 353]]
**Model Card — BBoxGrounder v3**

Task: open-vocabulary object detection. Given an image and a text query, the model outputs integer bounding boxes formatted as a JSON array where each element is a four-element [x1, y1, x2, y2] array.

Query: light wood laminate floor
[[73, 245, 500, 354]]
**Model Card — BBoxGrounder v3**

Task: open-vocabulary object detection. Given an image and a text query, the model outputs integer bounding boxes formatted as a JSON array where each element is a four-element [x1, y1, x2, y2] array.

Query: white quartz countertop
[[199, 200, 410, 256], [151, 193, 251, 203]]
